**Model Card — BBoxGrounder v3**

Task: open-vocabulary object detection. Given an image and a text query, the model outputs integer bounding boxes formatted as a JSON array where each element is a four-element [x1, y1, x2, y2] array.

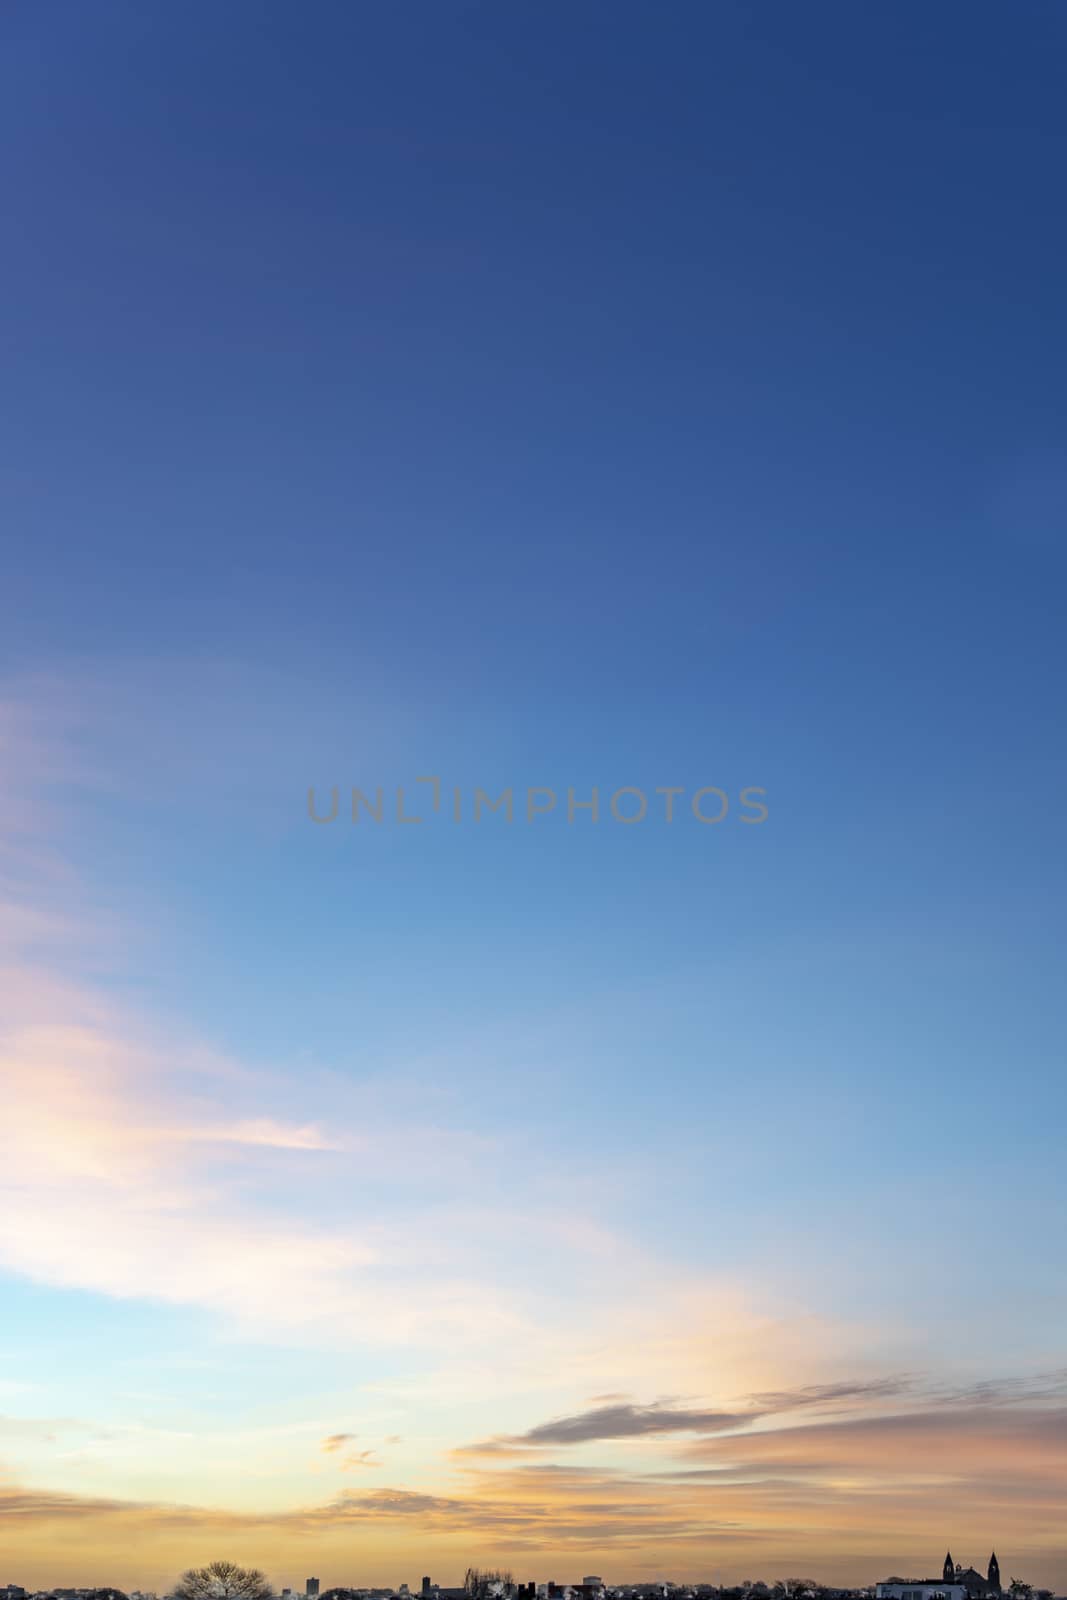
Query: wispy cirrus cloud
[[668, 1401, 1067, 1499], [742, 1378, 915, 1412], [928, 1370, 1067, 1408], [321, 1433, 357, 1454], [456, 1382, 918, 1458], [522, 1402, 752, 1445], [457, 1402, 757, 1457]]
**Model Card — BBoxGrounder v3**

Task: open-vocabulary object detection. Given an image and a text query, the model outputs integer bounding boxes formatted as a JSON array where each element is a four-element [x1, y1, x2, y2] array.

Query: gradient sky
[[2, 1, 1067, 1593]]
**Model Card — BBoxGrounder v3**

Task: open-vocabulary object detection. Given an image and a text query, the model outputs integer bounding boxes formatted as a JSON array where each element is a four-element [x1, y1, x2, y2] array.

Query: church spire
[[988, 1554, 1001, 1592], [944, 1554, 955, 1584]]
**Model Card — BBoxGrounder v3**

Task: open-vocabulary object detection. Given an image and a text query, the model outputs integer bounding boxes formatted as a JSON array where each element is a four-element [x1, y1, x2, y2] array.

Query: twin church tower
[[943, 1553, 1001, 1596]]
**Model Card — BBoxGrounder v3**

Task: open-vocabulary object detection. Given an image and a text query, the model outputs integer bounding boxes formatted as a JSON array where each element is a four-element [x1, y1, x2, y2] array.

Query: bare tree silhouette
[[173, 1562, 273, 1600]]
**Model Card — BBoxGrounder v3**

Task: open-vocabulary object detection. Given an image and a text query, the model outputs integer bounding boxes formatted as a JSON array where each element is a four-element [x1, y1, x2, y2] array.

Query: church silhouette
[[942, 1553, 1002, 1597]]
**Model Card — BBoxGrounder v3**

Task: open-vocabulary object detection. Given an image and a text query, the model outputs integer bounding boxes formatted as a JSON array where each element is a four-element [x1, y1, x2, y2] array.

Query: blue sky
[[2, 1, 1066, 1590]]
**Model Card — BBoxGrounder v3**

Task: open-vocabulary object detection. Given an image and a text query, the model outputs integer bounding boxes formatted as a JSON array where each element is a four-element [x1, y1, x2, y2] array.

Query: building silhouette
[[942, 1553, 1002, 1597]]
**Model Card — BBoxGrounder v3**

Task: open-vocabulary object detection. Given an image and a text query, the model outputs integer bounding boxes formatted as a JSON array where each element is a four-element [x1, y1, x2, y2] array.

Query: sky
[[2, 0, 1067, 1592]]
